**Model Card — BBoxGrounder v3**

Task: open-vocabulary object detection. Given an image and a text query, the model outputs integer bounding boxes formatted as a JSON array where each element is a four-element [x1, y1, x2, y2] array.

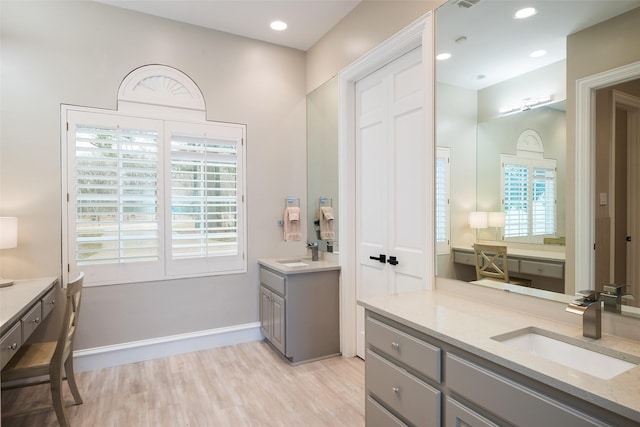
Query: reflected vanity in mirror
[[307, 76, 339, 252], [435, 0, 640, 313]]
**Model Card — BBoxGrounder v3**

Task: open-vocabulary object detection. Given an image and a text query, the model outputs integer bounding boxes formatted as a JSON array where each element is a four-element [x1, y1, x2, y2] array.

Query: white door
[[355, 47, 428, 357]]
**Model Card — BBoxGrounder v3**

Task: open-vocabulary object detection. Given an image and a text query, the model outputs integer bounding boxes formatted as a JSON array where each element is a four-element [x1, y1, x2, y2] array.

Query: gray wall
[[0, 1, 307, 349]]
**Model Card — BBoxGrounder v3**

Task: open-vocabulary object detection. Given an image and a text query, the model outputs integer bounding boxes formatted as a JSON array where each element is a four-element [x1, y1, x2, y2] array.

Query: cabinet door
[[259, 286, 272, 338], [271, 292, 285, 354]]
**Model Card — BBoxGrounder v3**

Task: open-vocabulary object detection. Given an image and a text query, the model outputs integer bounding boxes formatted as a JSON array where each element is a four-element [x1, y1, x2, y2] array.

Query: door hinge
[[67, 193, 70, 202], [67, 264, 70, 272], [66, 122, 69, 131]]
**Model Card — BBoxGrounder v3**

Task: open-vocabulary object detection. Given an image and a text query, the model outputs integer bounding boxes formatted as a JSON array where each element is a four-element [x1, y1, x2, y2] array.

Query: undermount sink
[[275, 259, 309, 267], [492, 327, 639, 380]]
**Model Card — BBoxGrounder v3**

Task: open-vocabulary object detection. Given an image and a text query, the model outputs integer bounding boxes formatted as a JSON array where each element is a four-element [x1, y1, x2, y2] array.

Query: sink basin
[[275, 259, 309, 267], [492, 327, 639, 380]]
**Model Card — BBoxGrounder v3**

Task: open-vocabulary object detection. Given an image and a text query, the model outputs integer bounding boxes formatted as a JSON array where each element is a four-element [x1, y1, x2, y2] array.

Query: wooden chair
[[473, 244, 509, 283], [2, 273, 84, 426]]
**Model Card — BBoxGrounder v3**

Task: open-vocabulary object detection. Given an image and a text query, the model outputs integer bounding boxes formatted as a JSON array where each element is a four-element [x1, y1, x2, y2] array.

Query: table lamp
[[0, 217, 18, 287], [468, 211, 487, 242], [488, 211, 505, 240]]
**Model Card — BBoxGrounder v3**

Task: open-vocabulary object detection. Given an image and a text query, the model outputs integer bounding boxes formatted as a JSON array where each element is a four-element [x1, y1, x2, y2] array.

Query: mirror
[[435, 0, 640, 307], [307, 76, 339, 252]]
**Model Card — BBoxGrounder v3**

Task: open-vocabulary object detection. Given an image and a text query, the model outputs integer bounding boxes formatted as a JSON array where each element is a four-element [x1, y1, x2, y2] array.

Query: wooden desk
[[0, 277, 58, 368]]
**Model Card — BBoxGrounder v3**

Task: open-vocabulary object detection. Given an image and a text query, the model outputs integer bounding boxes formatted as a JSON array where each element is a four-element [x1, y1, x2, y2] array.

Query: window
[[63, 66, 246, 286], [435, 147, 450, 254], [501, 154, 556, 243]]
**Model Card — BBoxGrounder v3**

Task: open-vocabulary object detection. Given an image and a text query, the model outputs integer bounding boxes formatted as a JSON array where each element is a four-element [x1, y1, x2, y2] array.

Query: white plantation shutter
[[165, 121, 245, 277], [532, 167, 555, 235], [435, 147, 450, 254], [501, 155, 556, 243], [67, 112, 164, 285]]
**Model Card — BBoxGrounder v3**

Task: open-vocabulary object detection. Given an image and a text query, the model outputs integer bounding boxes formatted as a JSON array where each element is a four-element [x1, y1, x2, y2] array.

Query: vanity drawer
[[366, 396, 408, 427], [366, 349, 441, 427], [21, 301, 43, 342], [366, 316, 441, 382], [453, 250, 475, 266], [446, 397, 499, 427], [41, 288, 57, 319], [520, 260, 564, 279], [259, 267, 285, 295], [446, 354, 603, 427], [1, 322, 22, 369]]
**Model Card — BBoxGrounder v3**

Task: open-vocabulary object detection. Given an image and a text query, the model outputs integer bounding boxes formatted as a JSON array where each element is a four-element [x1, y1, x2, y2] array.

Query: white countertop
[[258, 257, 340, 275], [1, 277, 58, 334], [359, 288, 640, 422], [453, 243, 566, 261]]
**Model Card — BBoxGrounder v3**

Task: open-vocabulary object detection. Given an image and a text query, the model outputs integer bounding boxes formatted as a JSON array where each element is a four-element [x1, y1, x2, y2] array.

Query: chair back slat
[[473, 244, 509, 283], [52, 273, 84, 373]]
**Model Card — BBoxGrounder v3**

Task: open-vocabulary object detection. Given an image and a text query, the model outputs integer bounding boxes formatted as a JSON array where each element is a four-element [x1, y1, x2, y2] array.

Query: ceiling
[[96, 0, 362, 51], [96, 0, 639, 89], [436, 0, 640, 90]]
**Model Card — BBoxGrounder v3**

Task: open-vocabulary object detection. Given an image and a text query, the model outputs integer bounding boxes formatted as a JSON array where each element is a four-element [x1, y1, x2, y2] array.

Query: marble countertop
[[258, 257, 340, 275], [359, 288, 640, 422]]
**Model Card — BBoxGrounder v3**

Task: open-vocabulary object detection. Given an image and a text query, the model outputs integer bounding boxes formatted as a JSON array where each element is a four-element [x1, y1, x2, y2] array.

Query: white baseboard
[[74, 322, 263, 372]]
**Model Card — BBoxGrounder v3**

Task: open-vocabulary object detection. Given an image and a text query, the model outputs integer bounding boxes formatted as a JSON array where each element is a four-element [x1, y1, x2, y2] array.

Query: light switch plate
[[599, 192, 607, 206]]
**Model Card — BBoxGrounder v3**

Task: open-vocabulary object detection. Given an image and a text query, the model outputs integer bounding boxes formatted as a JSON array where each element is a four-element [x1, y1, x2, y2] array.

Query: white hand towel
[[319, 206, 335, 240], [283, 207, 302, 241]]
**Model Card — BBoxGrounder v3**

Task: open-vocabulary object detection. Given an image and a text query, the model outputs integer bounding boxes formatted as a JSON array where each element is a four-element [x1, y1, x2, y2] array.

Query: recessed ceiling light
[[530, 49, 547, 58], [514, 7, 537, 19], [436, 53, 452, 61], [270, 20, 287, 31]]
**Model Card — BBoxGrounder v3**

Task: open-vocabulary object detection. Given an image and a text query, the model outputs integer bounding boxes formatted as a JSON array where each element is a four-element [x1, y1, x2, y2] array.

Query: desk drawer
[[41, 289, 57, 319], [1, 322, 22, 369], [366, 316, 441, 382], [21, 301, 43, 342], [260, 268, 285, 296], [520, 260, 564, 279], [453, 250, 475, 266], [366, 349, 440, 427]]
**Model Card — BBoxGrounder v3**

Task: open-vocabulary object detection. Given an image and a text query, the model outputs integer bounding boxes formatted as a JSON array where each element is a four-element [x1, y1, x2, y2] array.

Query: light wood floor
[[1, 340, 365, 426]]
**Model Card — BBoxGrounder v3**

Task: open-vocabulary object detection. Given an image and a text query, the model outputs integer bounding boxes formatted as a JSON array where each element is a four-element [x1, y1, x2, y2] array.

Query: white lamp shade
[[488, 211, 505, 227], [468, 211, 488, 229], [0, 217, 18, 249]]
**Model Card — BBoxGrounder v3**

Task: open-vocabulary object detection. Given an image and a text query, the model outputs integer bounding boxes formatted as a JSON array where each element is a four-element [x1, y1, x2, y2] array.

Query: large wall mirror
[[435, 0, 640, 313], [307, 76, 339, 252]]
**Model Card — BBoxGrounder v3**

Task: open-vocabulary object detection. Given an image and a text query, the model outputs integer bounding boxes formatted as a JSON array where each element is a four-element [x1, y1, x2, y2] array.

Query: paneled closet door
[[355, 47, 428, 358]]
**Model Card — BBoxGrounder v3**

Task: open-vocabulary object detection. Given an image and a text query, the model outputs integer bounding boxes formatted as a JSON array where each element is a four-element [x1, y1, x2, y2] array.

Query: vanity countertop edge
[[358, 288, 640, 422], [258, 257, 341, 275]]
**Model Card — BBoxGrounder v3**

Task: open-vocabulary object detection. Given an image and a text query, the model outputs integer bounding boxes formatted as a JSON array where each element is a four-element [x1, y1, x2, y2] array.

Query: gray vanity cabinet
[[365, 315, 442, 427], [259, 283, 285, 354], [365, 310, 637, 427], [259, 266, 340, 364]]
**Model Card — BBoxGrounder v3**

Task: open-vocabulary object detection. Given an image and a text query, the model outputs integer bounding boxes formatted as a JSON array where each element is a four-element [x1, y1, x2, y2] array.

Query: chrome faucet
[[602, 283, 629, 314], [307, 242, 319, 261], [566, 290, 601, 339]]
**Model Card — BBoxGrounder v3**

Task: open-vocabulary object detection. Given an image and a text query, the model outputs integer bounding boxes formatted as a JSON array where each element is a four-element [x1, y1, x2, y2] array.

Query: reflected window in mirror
[[436, 147, 451, 255], [501, 153, 557, 243]]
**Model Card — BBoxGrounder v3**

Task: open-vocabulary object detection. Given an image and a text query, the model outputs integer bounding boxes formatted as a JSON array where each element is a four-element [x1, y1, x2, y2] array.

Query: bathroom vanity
[[258, 258, 340, 364], [360, 285, 640, 427]]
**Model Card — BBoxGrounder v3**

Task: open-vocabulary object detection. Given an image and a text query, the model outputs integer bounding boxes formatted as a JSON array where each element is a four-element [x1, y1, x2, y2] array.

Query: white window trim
[[61, 65, 247, 287]]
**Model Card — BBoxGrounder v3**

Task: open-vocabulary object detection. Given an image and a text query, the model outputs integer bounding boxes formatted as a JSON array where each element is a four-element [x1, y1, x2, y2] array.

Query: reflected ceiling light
[[270, 20, 288, 31], [436, 53, 452, 61], [514, 7, 537, 19], [530, 49, 547, 58]]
